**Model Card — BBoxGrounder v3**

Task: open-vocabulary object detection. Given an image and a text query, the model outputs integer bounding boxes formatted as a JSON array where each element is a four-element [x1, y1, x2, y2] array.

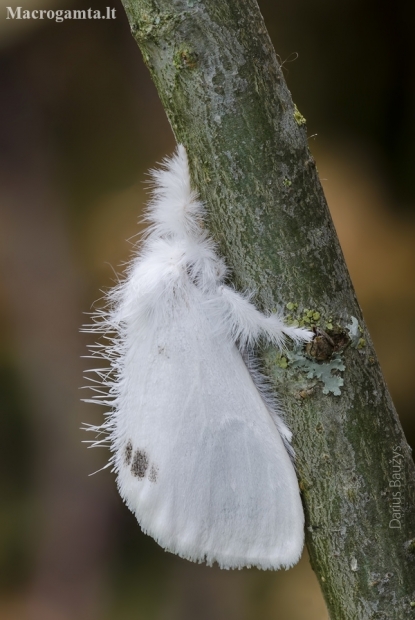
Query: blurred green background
[[0, 1, 414, 618]]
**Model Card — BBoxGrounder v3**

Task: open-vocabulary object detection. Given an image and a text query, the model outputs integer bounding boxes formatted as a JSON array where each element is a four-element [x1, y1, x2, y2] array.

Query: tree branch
[[120, 0, 415, 616]]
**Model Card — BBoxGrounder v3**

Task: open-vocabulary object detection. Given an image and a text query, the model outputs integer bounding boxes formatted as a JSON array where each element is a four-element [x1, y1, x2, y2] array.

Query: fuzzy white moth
[[85, 145, 313, 570]]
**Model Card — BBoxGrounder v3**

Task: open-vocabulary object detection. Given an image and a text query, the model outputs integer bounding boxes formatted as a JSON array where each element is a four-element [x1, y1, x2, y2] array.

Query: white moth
[[85, 145, 313, 570]]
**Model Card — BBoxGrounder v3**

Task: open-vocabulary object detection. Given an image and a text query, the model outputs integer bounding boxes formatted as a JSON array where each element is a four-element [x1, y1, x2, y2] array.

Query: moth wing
[[115, 307, 304, 570]]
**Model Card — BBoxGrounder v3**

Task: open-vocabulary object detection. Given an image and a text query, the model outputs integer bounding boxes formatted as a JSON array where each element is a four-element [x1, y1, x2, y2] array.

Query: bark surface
[[120, 1, 415, 617]]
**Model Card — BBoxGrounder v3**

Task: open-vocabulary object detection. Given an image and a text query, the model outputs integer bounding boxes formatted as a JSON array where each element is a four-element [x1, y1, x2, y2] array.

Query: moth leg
[[219, 285, 313, 350]]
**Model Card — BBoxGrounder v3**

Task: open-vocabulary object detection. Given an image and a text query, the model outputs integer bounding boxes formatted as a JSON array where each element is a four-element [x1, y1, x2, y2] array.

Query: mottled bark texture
[[120, 0, 415, 617]]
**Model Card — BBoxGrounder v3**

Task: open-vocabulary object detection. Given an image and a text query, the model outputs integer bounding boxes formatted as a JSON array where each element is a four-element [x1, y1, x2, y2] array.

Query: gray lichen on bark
[[121, 0, 415, 617]]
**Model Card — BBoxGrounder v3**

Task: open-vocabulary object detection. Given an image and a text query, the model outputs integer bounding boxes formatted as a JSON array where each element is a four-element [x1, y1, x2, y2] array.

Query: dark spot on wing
[[131, 449, 149, 478], [124, 440, 133, 465], [148, 465, 158, 483], [157, 345, 169, 358]]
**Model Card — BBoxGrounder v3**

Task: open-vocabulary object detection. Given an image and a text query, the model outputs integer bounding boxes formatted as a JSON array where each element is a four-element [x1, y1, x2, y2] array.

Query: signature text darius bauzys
[[6, 7, 116, 22], [389, 444, 404, 529]]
